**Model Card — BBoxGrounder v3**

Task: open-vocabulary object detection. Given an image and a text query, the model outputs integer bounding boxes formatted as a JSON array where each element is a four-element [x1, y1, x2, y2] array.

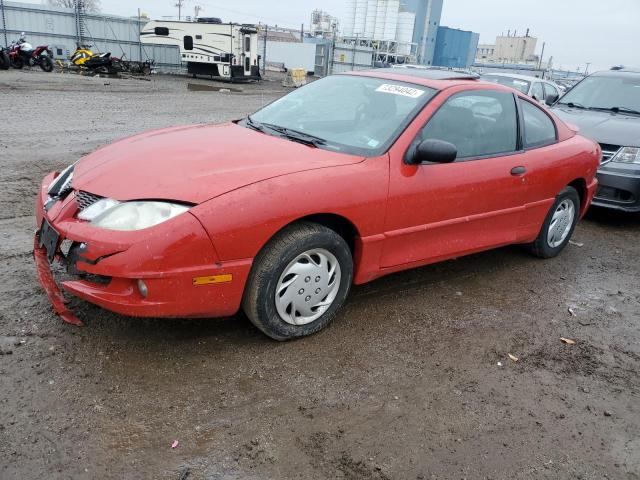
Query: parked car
[[34, 69, 600, 339], [481, 73, 563, 106], [552, 68, 640, 212]]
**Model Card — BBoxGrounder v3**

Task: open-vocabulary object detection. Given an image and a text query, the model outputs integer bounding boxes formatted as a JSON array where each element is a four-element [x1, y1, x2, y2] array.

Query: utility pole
[[194, 5, 202, 19], [585, 62, 591, 76], [300, 23, 304, 41], [537, 41, 545, 71], [175, 0, 186, 21]]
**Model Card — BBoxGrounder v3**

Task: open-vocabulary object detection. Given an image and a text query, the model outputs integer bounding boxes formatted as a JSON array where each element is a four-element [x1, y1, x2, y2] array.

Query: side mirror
[[406, 139, 457, 165], [545, 92, 559, 106]]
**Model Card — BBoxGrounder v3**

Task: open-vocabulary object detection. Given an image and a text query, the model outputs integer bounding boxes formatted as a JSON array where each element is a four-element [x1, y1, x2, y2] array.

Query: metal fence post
[[262, 24, 267, 75], [1, 0, 8, 47]]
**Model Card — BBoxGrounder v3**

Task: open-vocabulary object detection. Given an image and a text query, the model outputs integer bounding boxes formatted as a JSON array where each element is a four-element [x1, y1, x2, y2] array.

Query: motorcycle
[[70, 44, 122, 74], [0, 46, 9, 70], [9, 35, 54, 72]]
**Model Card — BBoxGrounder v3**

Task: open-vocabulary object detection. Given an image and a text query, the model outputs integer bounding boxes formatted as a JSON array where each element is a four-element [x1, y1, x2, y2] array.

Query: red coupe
[[34, 69, 600, 339]]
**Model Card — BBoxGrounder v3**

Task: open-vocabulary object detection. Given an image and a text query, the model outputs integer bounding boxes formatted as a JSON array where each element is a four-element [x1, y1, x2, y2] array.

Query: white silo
[[396, 10, 415, 54]]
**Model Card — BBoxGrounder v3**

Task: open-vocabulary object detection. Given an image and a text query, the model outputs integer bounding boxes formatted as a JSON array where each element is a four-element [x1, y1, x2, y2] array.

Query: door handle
[[511, 166, 526, 175]]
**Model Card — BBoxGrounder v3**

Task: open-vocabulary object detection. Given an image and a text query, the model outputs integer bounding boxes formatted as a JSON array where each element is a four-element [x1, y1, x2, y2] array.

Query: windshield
[[247, 75, 437, 156], [481, 75, 530, 94], [558, 75, 640, 111]]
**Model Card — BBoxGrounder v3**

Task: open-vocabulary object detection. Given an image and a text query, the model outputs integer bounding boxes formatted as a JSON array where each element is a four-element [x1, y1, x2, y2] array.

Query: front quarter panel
[[191, 156, 389, 271]]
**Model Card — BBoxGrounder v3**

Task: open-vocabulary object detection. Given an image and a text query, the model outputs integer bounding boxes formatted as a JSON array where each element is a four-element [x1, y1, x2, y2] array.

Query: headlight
[[47, 162, 76, 197], [82, 200, 190, 231], [612, 147, 640, 164]]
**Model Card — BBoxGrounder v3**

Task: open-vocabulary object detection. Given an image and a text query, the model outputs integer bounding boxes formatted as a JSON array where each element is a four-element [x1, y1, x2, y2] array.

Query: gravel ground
[[0, 69, 639, 480]]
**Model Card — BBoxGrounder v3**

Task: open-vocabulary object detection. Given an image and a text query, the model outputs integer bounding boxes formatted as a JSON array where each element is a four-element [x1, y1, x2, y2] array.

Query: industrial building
[[432, 26, 479, 68], [475, 30, 539, 64], [403, 0, 443, 65], [342, 0, 443, 65]]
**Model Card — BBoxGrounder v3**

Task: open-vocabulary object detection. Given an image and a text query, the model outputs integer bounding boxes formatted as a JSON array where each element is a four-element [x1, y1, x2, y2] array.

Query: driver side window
[[418, 90, 518, 159]]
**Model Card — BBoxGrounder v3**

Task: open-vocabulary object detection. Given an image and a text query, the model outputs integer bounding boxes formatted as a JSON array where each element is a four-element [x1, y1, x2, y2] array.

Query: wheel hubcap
[[275, 248, 341, 325], [547, 199, 575, 248]]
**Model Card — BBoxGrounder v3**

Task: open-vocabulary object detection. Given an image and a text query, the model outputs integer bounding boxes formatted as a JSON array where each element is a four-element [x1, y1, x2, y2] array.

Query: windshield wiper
[[260, 123, 327, 148], [558, 101, 587, 109], [607, 106, 640, 116], [245, 115, 264, 132]]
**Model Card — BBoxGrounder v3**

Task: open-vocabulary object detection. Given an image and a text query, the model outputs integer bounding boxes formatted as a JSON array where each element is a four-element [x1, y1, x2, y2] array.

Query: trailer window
[[196, 35, 202, 40], [184, 36, 193, 50], [154, 27, 169, 36], [245, 36, 251, 52]]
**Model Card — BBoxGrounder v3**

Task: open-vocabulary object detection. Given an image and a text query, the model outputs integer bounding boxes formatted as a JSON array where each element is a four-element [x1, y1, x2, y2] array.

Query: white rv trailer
[[140, 20, 260, 81]]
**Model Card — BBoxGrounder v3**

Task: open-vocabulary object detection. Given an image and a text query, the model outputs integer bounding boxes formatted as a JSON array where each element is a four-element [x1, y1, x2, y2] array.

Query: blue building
[[403, 0, 444, 65], [433, 26, 480, 68]]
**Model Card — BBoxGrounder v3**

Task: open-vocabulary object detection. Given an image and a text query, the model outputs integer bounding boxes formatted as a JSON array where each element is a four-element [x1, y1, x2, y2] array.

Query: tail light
[[253, 59, 256, 65], [232, 58, 236, 65]]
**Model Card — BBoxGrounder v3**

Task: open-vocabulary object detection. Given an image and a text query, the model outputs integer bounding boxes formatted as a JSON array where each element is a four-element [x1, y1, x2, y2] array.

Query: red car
[[34, 70, 600, 339]]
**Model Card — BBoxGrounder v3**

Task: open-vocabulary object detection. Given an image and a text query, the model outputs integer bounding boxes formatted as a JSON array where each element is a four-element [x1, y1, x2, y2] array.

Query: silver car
[[480, 72, 563, 106]]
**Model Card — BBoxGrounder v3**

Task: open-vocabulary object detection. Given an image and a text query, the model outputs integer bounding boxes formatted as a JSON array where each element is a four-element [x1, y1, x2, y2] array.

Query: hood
[[72, 123, 364, 204], [552, 106, 640, 147]]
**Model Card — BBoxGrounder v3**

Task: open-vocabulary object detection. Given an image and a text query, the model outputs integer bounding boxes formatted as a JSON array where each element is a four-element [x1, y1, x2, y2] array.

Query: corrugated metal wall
[[0, 1, 182, 72], [433, 26, 479, 68]]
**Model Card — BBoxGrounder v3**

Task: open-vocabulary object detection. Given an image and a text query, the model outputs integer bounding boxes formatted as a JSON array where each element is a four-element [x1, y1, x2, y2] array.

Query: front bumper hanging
[[33, 235, 84, 326]]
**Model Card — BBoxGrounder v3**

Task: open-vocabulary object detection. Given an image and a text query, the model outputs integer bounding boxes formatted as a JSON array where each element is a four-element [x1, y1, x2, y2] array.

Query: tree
[[47, 0, 101, 12]]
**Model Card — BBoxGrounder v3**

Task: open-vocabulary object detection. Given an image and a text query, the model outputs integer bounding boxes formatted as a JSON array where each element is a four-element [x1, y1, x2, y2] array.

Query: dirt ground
[[0, 69, 639, 480]]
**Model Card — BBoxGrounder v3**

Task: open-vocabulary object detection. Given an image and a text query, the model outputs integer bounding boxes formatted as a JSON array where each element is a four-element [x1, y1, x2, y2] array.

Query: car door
[[513, 97, 564, 236], [381, 88, 529, 268]]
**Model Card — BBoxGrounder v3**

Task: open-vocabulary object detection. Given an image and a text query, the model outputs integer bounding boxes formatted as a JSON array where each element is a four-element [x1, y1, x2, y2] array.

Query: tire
[[11, 56, 23, 69], [0, 51, 9, 70], [529, 186, 580, 258], [40, 56, 54, 72], [242, 222, 353, 341]]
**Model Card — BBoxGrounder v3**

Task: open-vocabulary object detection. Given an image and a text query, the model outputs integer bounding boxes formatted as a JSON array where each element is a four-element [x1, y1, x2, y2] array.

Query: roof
[[480, 72, 544, 82], [387, 67, 480, 80], [344, 68, 492, 90]]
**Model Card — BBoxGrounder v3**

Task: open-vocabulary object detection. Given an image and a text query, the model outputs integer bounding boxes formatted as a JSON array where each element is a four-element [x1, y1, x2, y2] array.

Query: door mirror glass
[[407, 139, 457, 165]]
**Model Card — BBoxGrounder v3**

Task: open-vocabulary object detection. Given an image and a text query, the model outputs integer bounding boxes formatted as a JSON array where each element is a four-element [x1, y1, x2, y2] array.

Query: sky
[[25, 0, 640, 72]]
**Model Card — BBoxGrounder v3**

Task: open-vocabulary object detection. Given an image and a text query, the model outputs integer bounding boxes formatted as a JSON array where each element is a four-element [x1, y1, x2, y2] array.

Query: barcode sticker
[[375, 84, 425, 98]]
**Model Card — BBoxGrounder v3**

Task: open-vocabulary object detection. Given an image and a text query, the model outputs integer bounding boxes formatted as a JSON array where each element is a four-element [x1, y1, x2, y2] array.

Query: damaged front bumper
[[34, 172, 252, 325]]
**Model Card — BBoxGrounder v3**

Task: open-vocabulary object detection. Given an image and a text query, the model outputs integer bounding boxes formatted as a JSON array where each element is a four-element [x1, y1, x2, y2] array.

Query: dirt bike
[[9, 39, 54, 72], [0, 47, 9, 70]]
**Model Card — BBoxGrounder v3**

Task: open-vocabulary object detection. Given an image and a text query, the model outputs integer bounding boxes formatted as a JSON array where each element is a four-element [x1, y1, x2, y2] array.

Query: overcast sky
[[26, 0, 640, 71]]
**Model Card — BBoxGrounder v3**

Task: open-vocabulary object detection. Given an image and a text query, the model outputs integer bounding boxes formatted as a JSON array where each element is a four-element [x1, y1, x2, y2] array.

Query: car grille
[[75, 190, 103, 210], [599, 143, 621, 165]]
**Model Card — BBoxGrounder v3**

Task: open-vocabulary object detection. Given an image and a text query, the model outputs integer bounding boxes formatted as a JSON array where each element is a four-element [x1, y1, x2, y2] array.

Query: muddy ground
[[0, 69, 638, 479]]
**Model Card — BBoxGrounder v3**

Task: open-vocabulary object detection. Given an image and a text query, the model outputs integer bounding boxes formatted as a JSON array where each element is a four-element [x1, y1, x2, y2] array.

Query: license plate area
[[39, 219, 60, 263]]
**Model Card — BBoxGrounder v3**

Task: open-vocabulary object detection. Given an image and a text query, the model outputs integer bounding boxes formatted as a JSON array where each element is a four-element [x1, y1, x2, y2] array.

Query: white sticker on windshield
[[376, 84, 425, 98]]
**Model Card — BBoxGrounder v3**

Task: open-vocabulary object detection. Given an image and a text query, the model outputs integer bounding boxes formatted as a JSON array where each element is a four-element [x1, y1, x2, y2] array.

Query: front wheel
[[529, 186, 580, 258], [242, 222, 353, 340], [40, 56, 54, 72], [11, 56, 23, 69], [0, 51, 9, 70]]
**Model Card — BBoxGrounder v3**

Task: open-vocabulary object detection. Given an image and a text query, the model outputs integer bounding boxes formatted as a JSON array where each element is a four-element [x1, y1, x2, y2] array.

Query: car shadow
[[73, 243, 534, 349], [583, 205, 640, 230]]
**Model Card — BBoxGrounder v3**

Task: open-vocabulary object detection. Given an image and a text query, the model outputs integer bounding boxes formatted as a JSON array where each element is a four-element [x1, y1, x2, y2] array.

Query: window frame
[[517, 96, 559, 150], [406, 88, 524, 164]]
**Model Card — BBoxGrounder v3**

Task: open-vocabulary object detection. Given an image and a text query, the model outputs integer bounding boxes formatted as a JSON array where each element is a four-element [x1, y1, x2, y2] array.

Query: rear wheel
[[242, 222, 353, 340], [40, 56, 54, 72], [529, 186, 580, 258]]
